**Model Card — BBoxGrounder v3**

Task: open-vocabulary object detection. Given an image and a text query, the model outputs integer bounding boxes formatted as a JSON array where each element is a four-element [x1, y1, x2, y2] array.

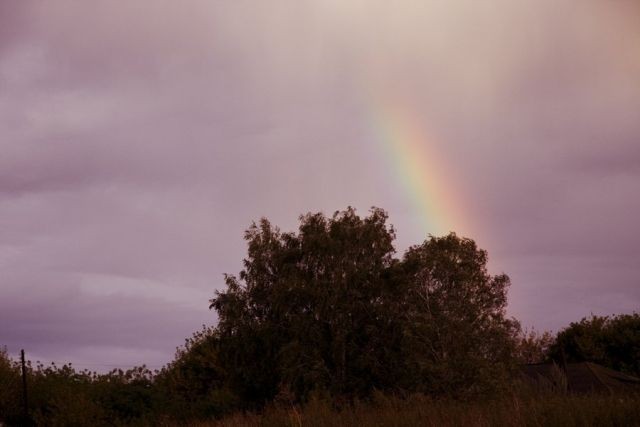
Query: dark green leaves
[[210, 207, 519, 402]]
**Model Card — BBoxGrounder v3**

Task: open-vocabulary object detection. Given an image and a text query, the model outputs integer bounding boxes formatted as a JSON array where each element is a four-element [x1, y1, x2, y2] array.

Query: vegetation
[[0, 207, 638, 425], [0, 349, 159, 426], [514, 329, 555, 365], [210, 208, 518, 403], [548, 313, 640, 377], [196, 392, 640, 427]]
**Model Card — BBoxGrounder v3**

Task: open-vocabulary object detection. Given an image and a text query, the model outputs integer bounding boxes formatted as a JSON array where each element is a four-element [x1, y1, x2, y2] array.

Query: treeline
[[1, 207, 638, 426]]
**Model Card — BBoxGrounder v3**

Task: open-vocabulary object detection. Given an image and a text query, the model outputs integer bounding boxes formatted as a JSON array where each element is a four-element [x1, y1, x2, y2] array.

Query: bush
[[549, 313, 640, 376]]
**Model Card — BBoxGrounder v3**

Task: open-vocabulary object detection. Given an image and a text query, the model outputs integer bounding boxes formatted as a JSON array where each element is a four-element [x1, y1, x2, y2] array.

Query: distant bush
[[0, 348, 21, 425], [549, 313, 640, 376], [154, 326, 241, 419], [0, 352, 159, 426], [514, 329, 554, 364]]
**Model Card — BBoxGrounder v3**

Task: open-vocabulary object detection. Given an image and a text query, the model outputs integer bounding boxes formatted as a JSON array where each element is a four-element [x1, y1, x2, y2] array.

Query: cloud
[[0, 272, 210, 368], [1, 0, 639, 366]]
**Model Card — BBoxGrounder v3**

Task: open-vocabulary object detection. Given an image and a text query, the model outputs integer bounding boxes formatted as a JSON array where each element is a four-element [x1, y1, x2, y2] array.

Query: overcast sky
[[1, 0, 639, 370]]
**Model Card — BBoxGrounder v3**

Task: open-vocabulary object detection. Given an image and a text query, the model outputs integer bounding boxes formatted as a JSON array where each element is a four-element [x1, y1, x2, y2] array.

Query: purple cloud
[[1, 0, 639, 368]]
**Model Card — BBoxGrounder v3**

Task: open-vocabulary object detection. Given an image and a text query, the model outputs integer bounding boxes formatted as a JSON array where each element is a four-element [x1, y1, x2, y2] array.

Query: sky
[[1, 0, 639, 370]]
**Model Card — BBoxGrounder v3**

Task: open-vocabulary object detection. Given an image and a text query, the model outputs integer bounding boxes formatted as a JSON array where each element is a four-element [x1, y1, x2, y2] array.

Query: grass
[[189, 392, 640, 427]]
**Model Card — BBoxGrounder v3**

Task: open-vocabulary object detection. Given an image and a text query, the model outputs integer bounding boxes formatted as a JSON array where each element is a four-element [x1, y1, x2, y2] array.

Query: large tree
[[210, 207, 519, 403], [396, 233, 519, 395], [211, 208, 399, 401]]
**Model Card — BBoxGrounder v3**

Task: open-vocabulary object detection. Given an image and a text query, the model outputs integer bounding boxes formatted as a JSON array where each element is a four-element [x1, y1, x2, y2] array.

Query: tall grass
[[193, 392, 640, 427]]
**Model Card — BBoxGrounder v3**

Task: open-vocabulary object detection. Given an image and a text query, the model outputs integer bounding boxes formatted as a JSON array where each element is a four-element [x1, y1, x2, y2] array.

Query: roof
[[521, 362, 640, 394]]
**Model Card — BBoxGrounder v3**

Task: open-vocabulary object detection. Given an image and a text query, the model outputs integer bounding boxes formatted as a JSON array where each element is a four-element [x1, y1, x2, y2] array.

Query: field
[[192, 392, 640, 427]]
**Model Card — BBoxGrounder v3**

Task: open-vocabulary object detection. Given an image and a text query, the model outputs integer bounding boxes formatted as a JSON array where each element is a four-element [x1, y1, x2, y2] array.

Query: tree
[[209, 207, 520, 403], [396, 233, 520, 395], [210, 207, 400, 402], [0, 347, 21, 425], [515, 329, 554, 364], [548, 313, 640, 376], [155, 326, 238, 418]]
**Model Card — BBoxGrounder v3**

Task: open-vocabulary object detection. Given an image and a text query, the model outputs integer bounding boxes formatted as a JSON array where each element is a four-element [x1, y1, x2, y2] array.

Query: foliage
[[210, 208, 399, 403], [155, 326, 240, 419], [515, 329, 554, 364], [2, 207, 638, 425], [194, 392, 640, 427], [396, 233, 520, 395], [210, 207, 520, 403], [0, 351, 160, 426], [548, 313, 640, 376], [0, 348, 21, 425]]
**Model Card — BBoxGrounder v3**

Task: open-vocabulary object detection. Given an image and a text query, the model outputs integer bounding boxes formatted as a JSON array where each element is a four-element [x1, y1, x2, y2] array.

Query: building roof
[[521, 362, 640, 394]]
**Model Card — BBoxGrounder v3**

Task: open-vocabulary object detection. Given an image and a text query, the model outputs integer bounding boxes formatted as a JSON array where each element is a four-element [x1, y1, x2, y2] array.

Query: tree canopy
[[209, 207, 519, 403], [548, 313, 640, 377]]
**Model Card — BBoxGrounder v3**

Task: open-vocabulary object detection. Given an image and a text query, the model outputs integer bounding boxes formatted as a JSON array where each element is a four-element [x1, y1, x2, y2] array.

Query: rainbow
[[367, 95, 469, 238]]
